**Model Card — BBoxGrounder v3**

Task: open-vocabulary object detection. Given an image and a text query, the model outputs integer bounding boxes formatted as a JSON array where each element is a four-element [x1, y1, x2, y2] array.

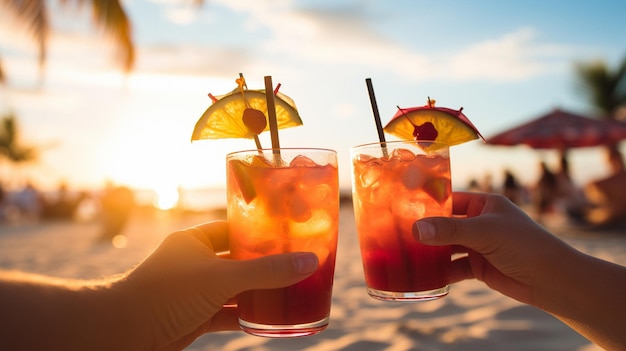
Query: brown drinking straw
[[365, 78, 388, 157], [264, 76, 281, 162], [265, 76, 290, 255]]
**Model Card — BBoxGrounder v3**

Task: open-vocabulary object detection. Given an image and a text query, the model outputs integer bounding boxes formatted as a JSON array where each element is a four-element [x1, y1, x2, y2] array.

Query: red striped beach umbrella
[[486, 108, 626, 150]]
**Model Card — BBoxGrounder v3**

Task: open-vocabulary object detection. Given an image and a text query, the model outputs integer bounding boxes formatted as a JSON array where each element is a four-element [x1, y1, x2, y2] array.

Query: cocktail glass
[[226, 148, 339, 337], [350, 140, 452, 301]]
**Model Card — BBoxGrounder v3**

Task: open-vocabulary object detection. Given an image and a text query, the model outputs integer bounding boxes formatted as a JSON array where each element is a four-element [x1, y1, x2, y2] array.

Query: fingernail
[[294, 253, 318, 274], [415, 221, 436, 241]]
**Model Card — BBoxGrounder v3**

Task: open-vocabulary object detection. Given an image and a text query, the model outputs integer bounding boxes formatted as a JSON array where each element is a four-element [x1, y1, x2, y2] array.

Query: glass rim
[[351, 140, 448, 150], [227, 147, 337, 158]]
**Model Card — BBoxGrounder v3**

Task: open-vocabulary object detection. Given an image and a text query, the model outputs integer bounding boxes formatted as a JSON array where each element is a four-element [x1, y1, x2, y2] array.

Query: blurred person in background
[[502, 169, 522, 205], [99, 182, 135, 242], [553, 151, 589, 223], [14, 181, 42, 222], [41, 182, 90, 220], [534, 161, 559, 221], [583, 147, 626, 227], [0, 180, 6, 222]]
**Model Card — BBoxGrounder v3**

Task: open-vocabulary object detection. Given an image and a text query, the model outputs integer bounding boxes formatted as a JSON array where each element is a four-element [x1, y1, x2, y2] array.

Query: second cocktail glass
[[227, 148, 339, 337], [351, 140, 452, 301]]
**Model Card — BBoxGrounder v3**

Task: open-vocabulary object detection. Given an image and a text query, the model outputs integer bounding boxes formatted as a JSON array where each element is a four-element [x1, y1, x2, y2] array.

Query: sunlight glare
[[154, 185, 180, 210]]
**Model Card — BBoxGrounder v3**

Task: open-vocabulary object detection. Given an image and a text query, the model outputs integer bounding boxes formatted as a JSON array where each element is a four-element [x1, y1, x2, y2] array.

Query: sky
[[1, 0, 625, 202]]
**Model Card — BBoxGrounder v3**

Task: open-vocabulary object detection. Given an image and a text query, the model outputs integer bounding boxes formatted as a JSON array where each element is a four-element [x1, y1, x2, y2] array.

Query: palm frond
[[0, 113, 39, 163], [0, 0, 49, 68], [89, 0, 135, 71], [615, 57, 626, 106], [0, 0, 134, 73], [0, 145, 38, 163], [0, 58, 5, 84], [575, 58, 626, 118], [0, 112, 17, 147]]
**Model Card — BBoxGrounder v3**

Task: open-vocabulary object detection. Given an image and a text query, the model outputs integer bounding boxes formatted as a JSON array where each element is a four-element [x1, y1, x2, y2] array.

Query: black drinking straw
[[367, 79, 414, 287], [365, 78, 388, 157]]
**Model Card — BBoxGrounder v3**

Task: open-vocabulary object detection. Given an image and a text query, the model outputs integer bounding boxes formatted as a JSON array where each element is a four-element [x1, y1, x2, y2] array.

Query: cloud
[[203, 0, 576, 83], [136, 44, 251, 77], [0, 0, 580, 87], [440, 28, 575, 82], [107, 0, 576, 83], [163, 7, 199, 25], [0, 0, 582, 87]]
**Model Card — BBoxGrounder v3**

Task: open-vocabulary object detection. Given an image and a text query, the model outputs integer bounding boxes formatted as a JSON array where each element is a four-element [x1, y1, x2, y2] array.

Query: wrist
[[532, 244, 591, 316], [64, 274, 153, 351], [102, 274, 153, 351]]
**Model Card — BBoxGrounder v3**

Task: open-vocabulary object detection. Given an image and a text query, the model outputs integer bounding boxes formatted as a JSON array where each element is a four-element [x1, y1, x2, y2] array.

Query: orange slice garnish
[[191, 88, 302, 141], [384, 99, 484, 146]]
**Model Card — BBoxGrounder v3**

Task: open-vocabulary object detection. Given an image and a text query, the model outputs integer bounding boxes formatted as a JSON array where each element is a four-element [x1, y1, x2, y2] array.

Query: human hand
[[119, 220, 318, 351], [412, 192, 574, 306]]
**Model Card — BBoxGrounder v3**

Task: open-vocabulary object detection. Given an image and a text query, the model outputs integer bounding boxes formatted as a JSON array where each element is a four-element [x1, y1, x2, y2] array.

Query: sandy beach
[[1, 204, 623, 351]]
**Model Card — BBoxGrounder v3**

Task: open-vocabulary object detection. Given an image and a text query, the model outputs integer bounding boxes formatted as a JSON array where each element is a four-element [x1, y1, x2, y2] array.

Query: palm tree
[[574, 56, 626, 170], [0, 0, 135, 185], [0, 112, 38, 163], [0, 112, 40, 187], [0, 0, 134, 84], [0, 58, 5, 83], [574, 56, 626, 121]]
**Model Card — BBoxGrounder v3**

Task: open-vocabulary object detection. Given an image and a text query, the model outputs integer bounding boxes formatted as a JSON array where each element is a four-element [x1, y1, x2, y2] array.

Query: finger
[[165, 307, 239, 351], [188, 221, 230, 254], [413, 214, 502, 255], [206, 306, 240, 332], [452, 191, 489, 217], [221, 252, 319, 294], [449, 255, 474, 283], [451, 244, 468, 255], [412, 192, 490, 247], [169, 306, 240, 350]]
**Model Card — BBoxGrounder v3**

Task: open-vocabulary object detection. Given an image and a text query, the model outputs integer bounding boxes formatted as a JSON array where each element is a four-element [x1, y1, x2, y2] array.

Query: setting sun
[[153, 185, 179, 210]]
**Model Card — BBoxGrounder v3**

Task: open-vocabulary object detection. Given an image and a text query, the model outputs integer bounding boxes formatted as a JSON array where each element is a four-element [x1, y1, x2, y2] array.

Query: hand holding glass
[[227, 148, 339, 337]]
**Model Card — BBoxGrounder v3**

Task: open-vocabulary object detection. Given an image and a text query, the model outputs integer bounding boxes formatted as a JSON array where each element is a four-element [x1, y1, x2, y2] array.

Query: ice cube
[[290, 155, 318, 167], [391, 200, 426, 223], [289, 210, 335, 266], [289, 194, 312, 222], [400, 163, 424, 190], [300, 165, 337, 190], [289, 210, 334, 238], [306, 184, 333, 207], [359, 164, 382, 188], [419, 154, 450, 174], [390, 148, 417, 161]]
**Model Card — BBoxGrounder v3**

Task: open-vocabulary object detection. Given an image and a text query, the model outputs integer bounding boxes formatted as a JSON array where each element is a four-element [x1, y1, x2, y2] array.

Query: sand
[[1, 205, 623, 351]]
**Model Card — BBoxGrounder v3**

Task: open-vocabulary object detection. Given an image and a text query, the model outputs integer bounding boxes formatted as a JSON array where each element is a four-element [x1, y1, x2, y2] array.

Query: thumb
[[413, 217, 472, 247], [223, 252, 319, 295]]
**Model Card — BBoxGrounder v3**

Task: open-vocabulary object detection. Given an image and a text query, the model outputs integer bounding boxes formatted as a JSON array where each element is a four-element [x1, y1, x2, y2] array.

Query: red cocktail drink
[[227, 148, 339, 337], [351, 141, 452, 301]]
